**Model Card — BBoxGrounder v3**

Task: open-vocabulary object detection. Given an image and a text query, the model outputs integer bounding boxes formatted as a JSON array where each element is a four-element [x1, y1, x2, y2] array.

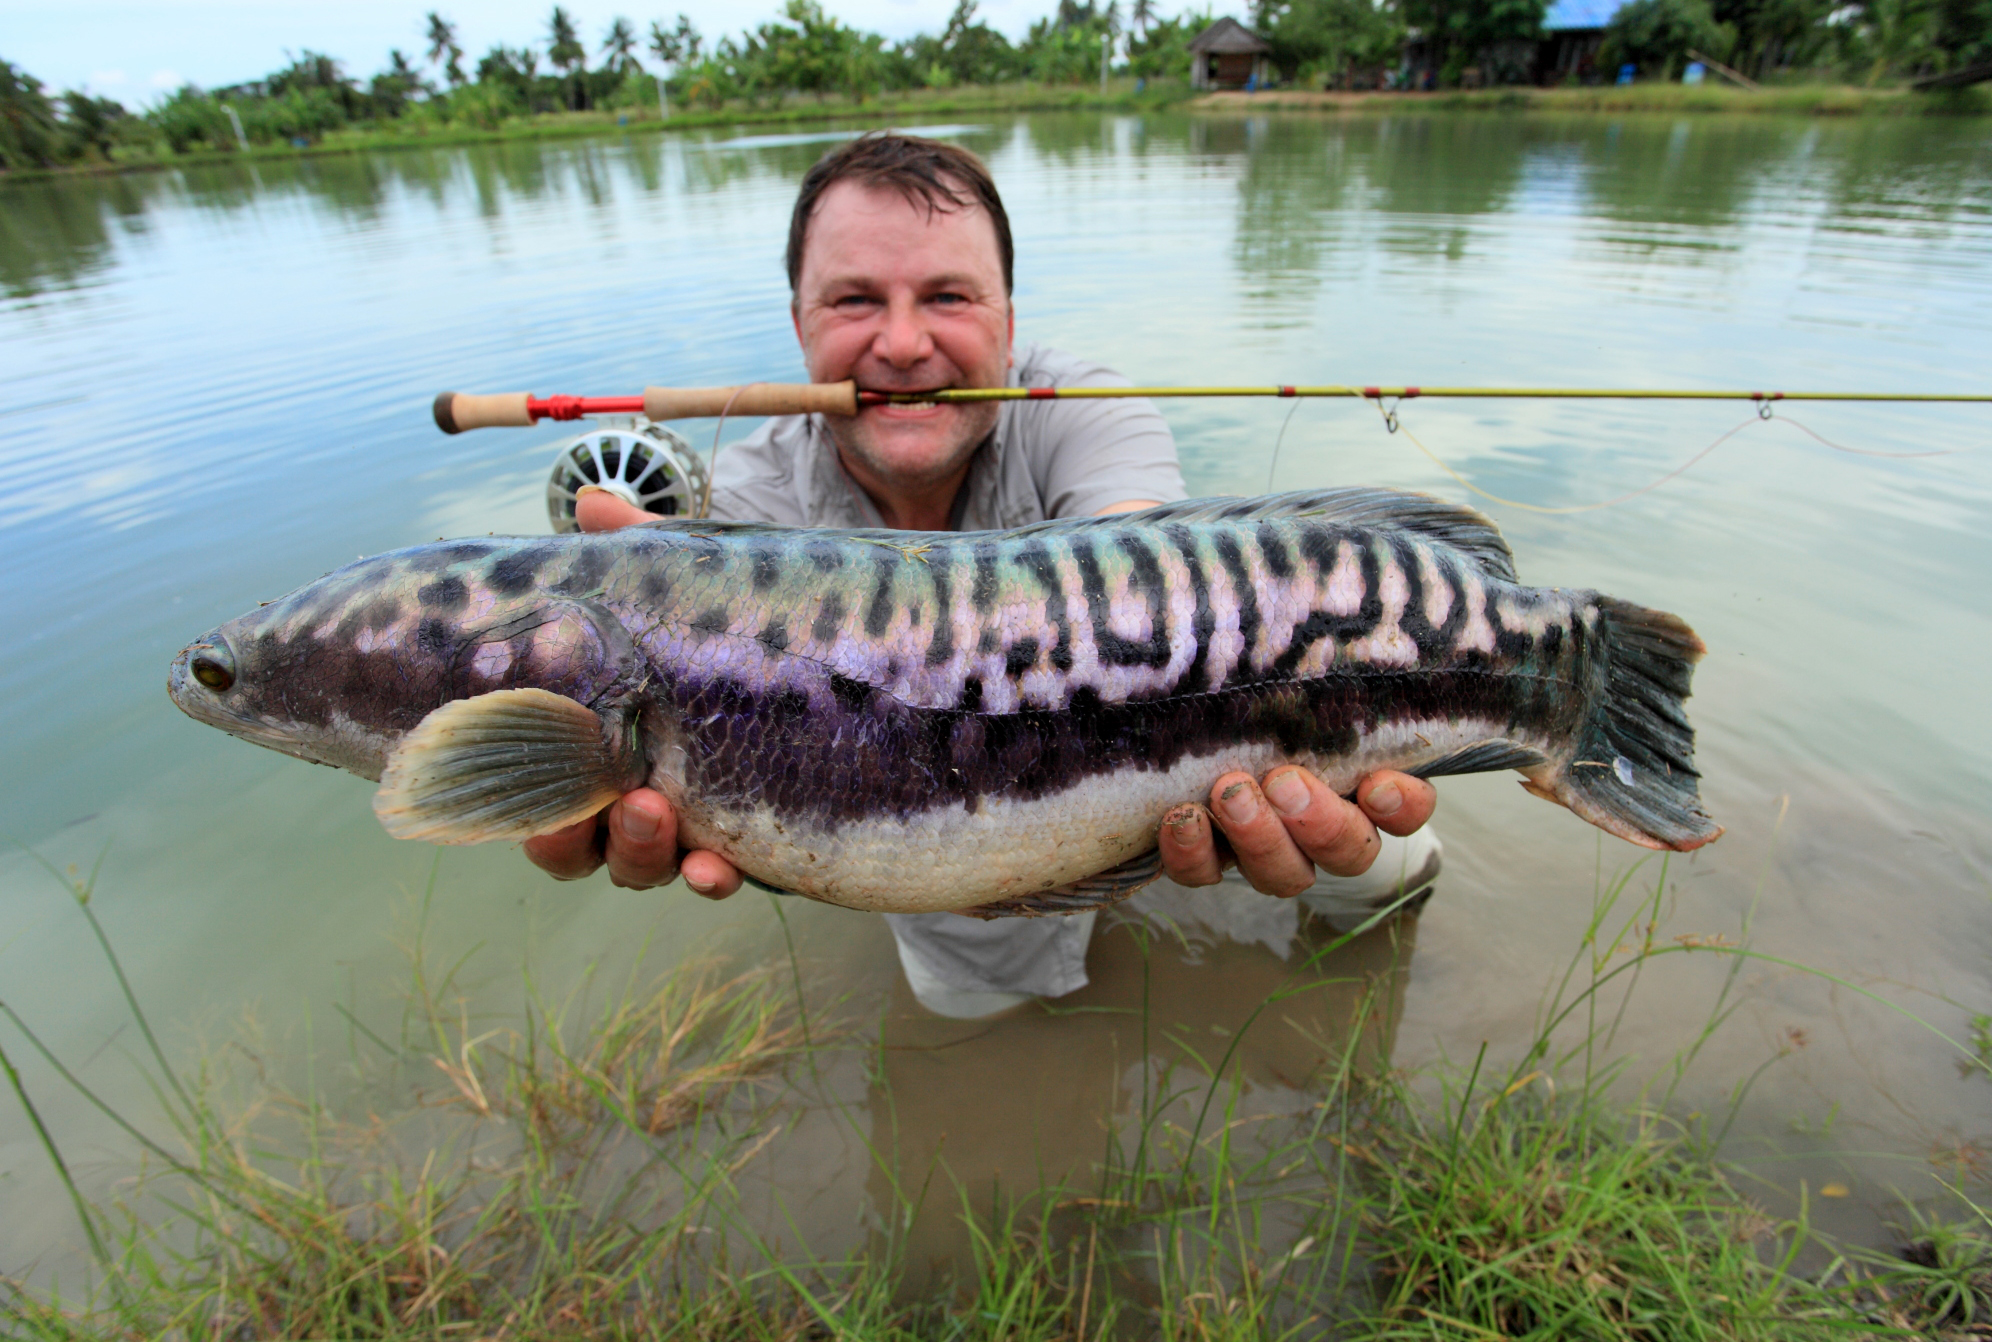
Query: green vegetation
[[1204, 76, 1989, 106], [3, 849, 1989, 1339], [0, 1, 1201, 175], [5, 0, 1990, 177]]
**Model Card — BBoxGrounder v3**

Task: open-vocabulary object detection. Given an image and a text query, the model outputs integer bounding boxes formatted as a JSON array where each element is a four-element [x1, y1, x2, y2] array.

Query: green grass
[[3, 848, 1988, 1339], [0, 81, 1195, 184], [13, 74, 1984, 186], [1195, 81, 1992, 117]]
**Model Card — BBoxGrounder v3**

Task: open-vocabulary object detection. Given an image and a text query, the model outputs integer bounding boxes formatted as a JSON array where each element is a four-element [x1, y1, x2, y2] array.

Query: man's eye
[[930, 292, 968, 307], [832, 295, 879, 310]]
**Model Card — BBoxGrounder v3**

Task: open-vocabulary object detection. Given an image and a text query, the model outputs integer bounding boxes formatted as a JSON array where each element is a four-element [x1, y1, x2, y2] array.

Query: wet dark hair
[[785, 132, 1014, 295]]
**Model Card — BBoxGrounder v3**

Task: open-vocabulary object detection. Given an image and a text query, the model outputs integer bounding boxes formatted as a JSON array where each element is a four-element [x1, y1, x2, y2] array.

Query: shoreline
[[5, 79, 1984, 187], [2, 85, 1180, 185], [1192, 82, 1992, 116]]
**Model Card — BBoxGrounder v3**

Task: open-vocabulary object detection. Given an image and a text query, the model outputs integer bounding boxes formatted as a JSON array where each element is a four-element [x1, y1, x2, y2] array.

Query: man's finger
[[681, 849, 744, 901], [1207, 772, 1317, 898], [576, 486, 663, 533], [1157, 803, 1225, 887], [1261, 766, 1382, 879], [601, 789, 683, 889], [1355, 771, 1438, 837], [523, 814, 607, 881]]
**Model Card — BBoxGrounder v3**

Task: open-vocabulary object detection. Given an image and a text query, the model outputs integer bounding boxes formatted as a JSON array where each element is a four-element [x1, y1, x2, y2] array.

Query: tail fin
[[1538, 597, 1723, 852]]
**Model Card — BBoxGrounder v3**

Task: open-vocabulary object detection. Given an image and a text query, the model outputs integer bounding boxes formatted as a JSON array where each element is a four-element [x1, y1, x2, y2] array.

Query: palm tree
[[547, 6, 586, 71], [424, 11, 465, 86], [601, 16, 640, 74], [547, 5, 587, 107], [647, 13, 703, 66], [1131, 0, 1157, 38]]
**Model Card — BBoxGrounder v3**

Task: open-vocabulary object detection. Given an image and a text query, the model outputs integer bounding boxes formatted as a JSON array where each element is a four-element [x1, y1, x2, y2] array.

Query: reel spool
[[544, 419, 709, 533]]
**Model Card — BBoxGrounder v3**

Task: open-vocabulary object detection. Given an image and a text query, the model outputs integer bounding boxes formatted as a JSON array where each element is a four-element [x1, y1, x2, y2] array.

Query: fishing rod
[[435, 380, 1985, 532], [430, 382, 1992, 433]]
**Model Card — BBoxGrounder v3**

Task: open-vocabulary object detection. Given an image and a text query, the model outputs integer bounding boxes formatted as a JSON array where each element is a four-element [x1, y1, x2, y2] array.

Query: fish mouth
[[167, 634, 370, 772], [168, 633, 236, 716]]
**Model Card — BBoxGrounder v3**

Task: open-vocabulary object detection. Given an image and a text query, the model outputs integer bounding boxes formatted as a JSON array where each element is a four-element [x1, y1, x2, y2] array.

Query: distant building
[[1188, 18, 1275, 90], [1541, 0, 1626, 82]]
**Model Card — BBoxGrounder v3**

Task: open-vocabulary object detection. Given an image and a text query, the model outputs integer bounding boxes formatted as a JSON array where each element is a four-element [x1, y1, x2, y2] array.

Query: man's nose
[[872, 296, 935, 367]]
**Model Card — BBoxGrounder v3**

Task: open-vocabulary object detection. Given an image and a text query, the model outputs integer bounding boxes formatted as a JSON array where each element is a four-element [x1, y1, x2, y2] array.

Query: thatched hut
[[1188, 18, 1275, 90]]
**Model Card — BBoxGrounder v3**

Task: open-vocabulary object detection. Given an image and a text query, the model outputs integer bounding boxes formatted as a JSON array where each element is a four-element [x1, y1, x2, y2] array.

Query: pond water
[[3, 111, 1990, 1280]]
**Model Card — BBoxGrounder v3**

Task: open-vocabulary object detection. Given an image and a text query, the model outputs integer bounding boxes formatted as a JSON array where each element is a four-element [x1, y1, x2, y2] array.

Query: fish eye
[[190, 650, 235, 692]]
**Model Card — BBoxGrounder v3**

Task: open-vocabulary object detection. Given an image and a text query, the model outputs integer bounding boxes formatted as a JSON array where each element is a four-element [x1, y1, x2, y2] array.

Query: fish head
[[169, 537, 637, 781]]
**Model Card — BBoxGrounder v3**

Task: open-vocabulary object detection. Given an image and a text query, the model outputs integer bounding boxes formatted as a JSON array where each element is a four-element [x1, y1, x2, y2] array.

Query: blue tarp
[[1543, 0, 1624, 29]]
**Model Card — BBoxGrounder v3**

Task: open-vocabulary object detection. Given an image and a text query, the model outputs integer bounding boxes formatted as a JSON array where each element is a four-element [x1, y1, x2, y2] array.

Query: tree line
[[3, 0, 1986, 170], [0, 0, 1205, 168], [1255, 0, 1986, 86]]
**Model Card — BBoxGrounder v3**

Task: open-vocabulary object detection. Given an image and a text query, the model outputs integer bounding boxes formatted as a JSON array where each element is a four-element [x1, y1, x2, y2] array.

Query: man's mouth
[[861, 386, 951, 402]]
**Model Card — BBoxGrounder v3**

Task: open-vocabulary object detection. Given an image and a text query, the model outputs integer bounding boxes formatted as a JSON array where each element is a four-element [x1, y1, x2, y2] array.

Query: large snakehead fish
[[168, 489, 1720, 916]]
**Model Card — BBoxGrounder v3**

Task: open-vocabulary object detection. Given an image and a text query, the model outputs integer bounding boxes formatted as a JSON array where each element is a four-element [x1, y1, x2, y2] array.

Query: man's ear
[[1006, 302, 1016, 369], [791, 297, 803, 348]]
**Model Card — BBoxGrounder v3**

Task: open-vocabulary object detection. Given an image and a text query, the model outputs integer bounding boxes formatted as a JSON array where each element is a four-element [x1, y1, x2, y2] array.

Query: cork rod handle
[[434, 391, 532, 434], [642, 381, 858, 420]]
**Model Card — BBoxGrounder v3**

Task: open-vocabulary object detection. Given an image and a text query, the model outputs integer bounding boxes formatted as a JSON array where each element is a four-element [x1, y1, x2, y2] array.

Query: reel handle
[[433, 391, 532, 433], [433, 382, 860, 434], [641, 381, 858, 420]]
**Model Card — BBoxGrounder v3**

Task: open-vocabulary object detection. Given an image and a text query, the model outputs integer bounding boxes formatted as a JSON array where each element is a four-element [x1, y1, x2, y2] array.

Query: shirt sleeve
[[1009, 346, 1187, 519]]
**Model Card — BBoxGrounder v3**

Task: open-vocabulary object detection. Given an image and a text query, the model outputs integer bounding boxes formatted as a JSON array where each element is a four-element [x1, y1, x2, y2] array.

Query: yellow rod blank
[[894, 386, 1992, 404]]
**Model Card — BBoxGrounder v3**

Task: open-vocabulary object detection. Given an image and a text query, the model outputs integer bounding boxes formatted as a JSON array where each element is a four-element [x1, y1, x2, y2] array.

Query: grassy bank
[[10, 76, 1985, 187], [1194, 82, 1992, 117], [0, 81, 1192, 185], [3, 857, 1989, 1339]]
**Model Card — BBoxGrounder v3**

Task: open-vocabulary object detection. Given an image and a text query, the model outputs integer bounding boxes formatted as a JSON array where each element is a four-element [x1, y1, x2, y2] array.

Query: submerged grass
[[3, 843, 1988, 1339]]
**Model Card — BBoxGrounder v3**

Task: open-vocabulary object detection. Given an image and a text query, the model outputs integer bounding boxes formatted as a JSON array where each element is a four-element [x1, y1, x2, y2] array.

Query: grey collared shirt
[[707, 343, 1187, 529]]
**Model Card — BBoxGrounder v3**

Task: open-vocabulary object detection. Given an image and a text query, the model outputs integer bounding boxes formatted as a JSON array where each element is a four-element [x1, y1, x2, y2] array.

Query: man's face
[[792, 178, 1014, 493]]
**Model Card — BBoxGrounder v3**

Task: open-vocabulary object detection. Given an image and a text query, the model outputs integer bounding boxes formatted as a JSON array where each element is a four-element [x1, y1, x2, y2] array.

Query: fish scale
[[168, 488, 1721, 916]]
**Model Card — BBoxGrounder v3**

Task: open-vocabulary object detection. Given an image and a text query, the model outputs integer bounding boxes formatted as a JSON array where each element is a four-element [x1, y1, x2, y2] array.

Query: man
[[524, 134, 1441, 1017]]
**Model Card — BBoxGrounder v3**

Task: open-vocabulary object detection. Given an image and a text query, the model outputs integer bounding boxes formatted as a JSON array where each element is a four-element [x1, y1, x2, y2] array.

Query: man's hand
[[521, 487, 745, 896], [1156, 768, 1438, 898]]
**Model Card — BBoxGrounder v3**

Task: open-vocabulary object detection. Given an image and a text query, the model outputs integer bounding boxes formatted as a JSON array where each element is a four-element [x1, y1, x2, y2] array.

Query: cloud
[[150, 68, 184, 89], [90, 69, 129, 88]]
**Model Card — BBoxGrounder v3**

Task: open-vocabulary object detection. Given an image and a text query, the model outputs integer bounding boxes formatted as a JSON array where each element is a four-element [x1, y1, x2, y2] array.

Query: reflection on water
[[869, 891, 1412, 1297], [2, 111, 1989, 1282]]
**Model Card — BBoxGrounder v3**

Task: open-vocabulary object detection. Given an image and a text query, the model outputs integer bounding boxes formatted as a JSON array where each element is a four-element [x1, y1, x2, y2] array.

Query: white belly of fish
[[658, 715, 1550, 914]]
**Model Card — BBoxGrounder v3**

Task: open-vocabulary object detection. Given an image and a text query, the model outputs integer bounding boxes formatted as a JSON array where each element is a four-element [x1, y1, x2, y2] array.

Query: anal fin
[[1406, 740, 1548, 780], [374, 688, 639, 845], [959, 848, 1164, 920]]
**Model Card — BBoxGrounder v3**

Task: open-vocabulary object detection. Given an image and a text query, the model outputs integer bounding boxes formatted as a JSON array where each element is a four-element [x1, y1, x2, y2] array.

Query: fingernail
[[684, 873, 713, 893], [1218, 782, 1259, 826], [1165, 806, 1202, 837], [1265, 770, 1310, 817], [618, 803, 663, 844], [1367, 781, 1403, 817], [576, 484, 608, 498]]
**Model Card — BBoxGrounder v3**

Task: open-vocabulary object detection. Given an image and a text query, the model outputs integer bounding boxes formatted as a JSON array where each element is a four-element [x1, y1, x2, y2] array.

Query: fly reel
[[544, 419, 708, 533]]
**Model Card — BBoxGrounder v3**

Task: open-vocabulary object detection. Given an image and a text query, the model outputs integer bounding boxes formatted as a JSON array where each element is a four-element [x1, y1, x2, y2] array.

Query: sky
[[3, 0, 1083, 107]]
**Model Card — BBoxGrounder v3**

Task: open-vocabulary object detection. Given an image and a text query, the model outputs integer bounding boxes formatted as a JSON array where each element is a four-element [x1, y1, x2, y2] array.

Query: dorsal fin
[[620, 489, 1517, 582], [1007, 488, 1519, 581]]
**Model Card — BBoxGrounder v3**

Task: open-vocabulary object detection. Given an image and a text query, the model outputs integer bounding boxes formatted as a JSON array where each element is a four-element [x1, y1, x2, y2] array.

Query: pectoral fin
[[960, 848, 1165, 920], [374, 688, 641, 845]]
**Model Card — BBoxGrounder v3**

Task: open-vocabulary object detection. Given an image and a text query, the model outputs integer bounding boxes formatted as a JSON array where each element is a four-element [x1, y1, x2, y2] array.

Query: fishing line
[[1772, 413, 1956, 459], [701, 383, 758, 518], [1365, 396, 1963, 515], [1265, 396, 1306, 493]]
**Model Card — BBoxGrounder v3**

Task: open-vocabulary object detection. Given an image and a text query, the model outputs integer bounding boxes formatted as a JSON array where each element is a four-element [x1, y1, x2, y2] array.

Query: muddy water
[[2, 112, 1989, 1279]]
